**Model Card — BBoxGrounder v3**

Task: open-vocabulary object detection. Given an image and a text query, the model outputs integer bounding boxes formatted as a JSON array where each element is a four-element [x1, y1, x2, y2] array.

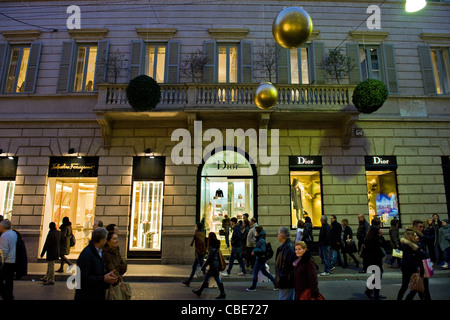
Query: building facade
[[0, 0, 449, 263]]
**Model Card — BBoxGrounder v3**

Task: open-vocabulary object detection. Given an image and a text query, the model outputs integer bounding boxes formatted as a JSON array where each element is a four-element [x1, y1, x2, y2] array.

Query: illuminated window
[[365, 156, 400, 228], [289, 47, 310, 84], [146, 44, 166, 83], [5, 46, 30, 93], [430, 48, 450, 94], [360, 46, 382, 81], [73, 44, 97, 92], [218, 45, 238, 83]]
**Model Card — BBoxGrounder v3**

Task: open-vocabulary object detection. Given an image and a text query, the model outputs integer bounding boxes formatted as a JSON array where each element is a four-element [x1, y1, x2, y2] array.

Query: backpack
[[265, 242, 274, 260]]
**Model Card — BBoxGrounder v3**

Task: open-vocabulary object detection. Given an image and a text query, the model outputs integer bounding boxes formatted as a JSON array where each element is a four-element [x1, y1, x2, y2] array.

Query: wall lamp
[[0, 149, 14, 160], [145, 148, 155, 158], [68, 148, 82, 158], [405, 0, 426, 13]]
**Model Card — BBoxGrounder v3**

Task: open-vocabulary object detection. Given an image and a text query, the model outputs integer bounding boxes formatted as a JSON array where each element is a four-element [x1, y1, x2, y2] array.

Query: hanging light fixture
[[405, 0, 426, 13]]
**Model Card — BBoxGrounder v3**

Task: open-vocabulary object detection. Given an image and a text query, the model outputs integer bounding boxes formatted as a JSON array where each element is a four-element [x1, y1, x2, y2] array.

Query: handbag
[[219, 229, 226, 236], [106, 275, 132, 300], [392, 249, 403, 258], [345, 238, 358, 253], [422, 258, 434, 278], [409, 268, 425, 293], [218, 249, 226, 271], [299, 288, 325, 300], [69, 234, 76, 247]]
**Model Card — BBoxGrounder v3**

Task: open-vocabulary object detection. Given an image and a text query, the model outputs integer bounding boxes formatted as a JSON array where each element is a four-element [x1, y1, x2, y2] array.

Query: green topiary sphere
[[352, 79, 388, 114], [126, 75, 161, 111]]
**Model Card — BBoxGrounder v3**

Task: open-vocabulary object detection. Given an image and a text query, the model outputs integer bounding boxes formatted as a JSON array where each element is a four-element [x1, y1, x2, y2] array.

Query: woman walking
[[192, 232, 226, 299], [56, 217, 73, 272], [396, 230, 427, 300], [341, 219, 359, 269], [293, 241, 321, 300]]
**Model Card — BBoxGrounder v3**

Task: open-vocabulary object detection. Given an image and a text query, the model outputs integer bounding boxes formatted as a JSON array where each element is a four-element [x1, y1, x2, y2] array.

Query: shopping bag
[[299, 288, 325, 300], [392, 249, 403, 258], [423, 258, 434, 278], [106, 276, 132, 300]]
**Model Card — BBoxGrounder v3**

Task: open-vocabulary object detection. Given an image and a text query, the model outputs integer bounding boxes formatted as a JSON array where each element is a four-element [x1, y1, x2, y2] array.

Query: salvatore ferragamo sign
[[48, 157, 99, 177]]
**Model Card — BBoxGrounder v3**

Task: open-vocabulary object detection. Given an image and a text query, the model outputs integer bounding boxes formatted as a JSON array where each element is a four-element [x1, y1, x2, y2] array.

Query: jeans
[[226, 246, 246, 275], [330, 248, 342, 266], [44, 260, 57, 283], [278, 288, 294, 300], [249, 258, 275, 289], [319, 245, 332, 273], [188, 253, 204, 282]]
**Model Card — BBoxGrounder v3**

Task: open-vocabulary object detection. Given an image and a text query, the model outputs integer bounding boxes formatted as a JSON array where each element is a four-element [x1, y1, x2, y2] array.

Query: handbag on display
[[106, 275, 132, 300], [392, 249, 403, 258], [299, 288, 326, 300], [422, 258, 434, 278], [409, 268, 425, 293]]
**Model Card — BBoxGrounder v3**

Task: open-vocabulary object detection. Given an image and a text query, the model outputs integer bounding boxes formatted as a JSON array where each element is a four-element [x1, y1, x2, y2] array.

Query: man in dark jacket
[[74, 227, 118, 300], [40, 222, 61, 285], [222, 217, 247, 277], [319, 215, 332, 276], [275, 226, 296, 300], [357, 214, 370, 252], [330, 215, 343, 267]]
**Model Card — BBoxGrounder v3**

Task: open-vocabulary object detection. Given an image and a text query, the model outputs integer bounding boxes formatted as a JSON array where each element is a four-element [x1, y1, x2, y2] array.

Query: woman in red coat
[[293, 241, 321, 300]]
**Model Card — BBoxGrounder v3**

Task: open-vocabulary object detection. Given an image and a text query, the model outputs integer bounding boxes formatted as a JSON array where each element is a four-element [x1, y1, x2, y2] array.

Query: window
[[0, 42, 42, 94], [289, 156, 323, 229], [218, 45, 238, 83], [360, 46, 382, 81], [56, 40, 109, 93], [430, 48, 450, 94], [73, 44, 97, 92], [365, 156, 400, 228], [0, 156, 17, 221], [203, 40, 253, 83], [146, 44, 166, 83], [290, 47, 310, 84], [129, 40, 180, 83]]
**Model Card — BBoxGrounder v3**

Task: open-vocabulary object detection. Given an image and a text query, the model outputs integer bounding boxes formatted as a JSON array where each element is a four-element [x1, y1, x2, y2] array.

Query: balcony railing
[[95, 83, 355, 112]]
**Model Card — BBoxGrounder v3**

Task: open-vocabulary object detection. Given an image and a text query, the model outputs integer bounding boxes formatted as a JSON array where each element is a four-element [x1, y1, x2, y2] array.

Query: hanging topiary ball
[[352, 79, 388, 114], [126, 75, 161, 111]]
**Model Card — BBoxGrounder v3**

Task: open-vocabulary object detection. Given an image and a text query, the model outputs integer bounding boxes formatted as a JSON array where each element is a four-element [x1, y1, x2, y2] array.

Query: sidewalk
[[24, 260, 450, 283]]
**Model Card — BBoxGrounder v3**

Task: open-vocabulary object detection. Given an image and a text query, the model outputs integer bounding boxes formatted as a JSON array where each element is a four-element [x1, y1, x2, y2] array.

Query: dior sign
[[171, 121, 279, 175]]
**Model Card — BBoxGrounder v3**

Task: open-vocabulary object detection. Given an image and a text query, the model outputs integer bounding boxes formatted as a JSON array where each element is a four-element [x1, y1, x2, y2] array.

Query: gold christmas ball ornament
[[272, 6, 313, 49], [254, 82, 278, 110]]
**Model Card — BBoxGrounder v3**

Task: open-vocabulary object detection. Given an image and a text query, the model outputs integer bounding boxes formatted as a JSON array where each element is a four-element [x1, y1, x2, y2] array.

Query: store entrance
[[198, 149, 256, 251]]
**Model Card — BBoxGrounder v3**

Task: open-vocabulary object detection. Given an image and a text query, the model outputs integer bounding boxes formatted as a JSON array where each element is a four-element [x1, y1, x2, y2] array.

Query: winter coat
[[252, 230, 268, 262], [438, 224, 450, 251], [202, 238, 221, 276], [400, 237, 426, 276], [302, 222, 313, 243], [362, 227, 385, 271], [293, 249, 319, 300], [330, 221, 342, 250], [357, 219, 370, 242], [191, 231, 206, 256], [318, 222, 331, 246], [74, 241, 108, 300], [389, 226, 400, 250], [59, 223, 72, 256], [41, 228, 61, 261], [102, 244, 128, 278], [275, 238, 296, 289], [230, 224, 243, 248]]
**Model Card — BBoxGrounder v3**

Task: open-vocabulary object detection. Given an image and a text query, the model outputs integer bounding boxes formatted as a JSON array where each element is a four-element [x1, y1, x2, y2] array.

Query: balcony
[[94, 82, 359, 148]]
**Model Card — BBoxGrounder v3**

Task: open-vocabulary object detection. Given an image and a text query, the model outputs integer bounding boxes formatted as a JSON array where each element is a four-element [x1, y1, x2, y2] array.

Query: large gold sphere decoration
[[254, 82, 278, 110], [272, 6, 313, 49]]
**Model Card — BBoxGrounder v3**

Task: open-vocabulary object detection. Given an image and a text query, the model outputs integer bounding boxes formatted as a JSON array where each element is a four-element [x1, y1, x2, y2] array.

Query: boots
[[192, 281, 208, 296], [216, 282, 226, 299]]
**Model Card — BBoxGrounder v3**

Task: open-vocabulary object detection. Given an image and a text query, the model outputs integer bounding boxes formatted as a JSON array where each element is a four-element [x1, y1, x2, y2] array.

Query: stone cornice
[[135, 28, 178, 41], [68, 28, 108, 41]]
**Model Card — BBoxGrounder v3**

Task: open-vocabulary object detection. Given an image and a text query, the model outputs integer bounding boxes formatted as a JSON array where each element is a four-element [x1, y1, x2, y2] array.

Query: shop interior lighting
[[405, 0, 426, 12]]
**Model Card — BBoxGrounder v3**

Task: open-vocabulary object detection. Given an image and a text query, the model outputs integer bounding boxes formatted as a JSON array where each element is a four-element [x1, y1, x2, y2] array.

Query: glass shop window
[[365, 156, 400, 228], [0, 181, 15, 220]]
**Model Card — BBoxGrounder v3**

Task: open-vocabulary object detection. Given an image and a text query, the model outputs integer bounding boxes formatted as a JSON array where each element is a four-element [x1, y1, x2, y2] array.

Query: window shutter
[[239, 40, 253, 83], [0, 42, 8, 91], [57, 41, 75, 93], [22, 41, 42, 93], [310, 42, 326, 84], [382, 43, 398, 94], [418, 44, 437, 95], [346, 42, 361, 84], [94, 39, 109, 88], [203, 40, 217, 83], [166, 40, 180, 83], [276, 45, 289, 84], [129, 40, 145, 81]]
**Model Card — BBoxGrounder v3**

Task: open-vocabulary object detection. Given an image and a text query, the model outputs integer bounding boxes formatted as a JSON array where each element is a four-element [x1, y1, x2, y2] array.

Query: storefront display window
[[0, 157, 17, 220], [41, 157, 99, 258], [130, 181, 164, 251], [289, 156, 323, 228], [199, 149, 256, 245], [365, 156, 400, 227], [129, 156, 166, 255]]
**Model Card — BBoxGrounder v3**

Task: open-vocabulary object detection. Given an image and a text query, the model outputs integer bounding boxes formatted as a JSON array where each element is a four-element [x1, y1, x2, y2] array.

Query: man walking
[[357, 214, 370, 252], [319, 215, 333, 276], [330, 215, 343, 267], [0, 219, 17, 300], [274, 226, 296, 300], [246, 217, 258, 271], [40, 222, 61, 285], [222, 217, 247, 277]]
